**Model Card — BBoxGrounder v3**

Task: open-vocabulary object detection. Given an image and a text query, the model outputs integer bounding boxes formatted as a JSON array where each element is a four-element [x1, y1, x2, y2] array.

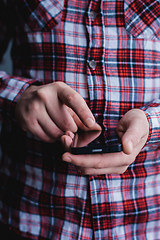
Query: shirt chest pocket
[[124, 0, 160, 40], [19, 0, 64, 31]]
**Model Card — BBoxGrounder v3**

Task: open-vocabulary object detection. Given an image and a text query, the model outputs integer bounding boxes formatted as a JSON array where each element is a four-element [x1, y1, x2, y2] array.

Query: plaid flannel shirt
[[0, 0, 160, 239]]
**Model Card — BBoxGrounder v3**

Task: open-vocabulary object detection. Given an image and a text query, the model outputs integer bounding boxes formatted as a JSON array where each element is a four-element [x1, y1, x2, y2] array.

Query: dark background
[[0, 41, 12, 74]]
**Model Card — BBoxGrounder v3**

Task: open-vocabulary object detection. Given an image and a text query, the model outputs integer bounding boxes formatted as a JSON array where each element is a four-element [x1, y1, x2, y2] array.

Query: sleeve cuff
[[141, 100, 160, 147], [0, 71, 41, 102]]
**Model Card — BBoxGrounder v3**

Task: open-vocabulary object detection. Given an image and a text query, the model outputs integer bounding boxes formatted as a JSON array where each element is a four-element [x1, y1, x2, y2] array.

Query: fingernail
[[86, 117, 95, 128], [63, 155, 72, 163]]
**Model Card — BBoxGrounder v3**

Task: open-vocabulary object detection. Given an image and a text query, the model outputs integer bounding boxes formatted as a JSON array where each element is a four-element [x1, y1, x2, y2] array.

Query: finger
[[27, 120, 57, 142], [121, 122, 149, 155], [68, 108, 101, 131], [122, 127, 140, 154], [36, 84, 79, 133], [65, 130, 75, 139], [77, 166, 128, 175], [61, 135, 73, 151], [62, 151, 129, 169], [117, 121, 139, 155], [37, 110, 63, 140], [57, 83, 96, 128], [45, 99, 78, 133]]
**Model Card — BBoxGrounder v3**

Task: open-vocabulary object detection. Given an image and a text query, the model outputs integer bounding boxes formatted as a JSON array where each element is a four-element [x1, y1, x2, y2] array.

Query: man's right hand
[[15, 81, 100, 142]]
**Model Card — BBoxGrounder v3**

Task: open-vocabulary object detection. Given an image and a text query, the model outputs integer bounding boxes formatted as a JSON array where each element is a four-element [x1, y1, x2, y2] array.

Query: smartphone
[[70, 129, 122, 155]]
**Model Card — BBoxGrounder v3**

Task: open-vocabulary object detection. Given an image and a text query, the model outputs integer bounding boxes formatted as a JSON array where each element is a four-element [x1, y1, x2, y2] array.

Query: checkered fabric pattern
[[0, 0, 160, 239]]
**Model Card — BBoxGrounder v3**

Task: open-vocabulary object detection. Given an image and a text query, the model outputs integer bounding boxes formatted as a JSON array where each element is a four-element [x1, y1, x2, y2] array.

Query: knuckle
[[82, 168, 93, 175], [30, 101, 41, 113], [95, 156, 105, 169], [36, 88, 48, 102], [95, 162, 103, 169], [53, 81, 65, 88], [121, 155, 131, 166], [66, 91, 79, 105], [51, 82, 62, 93]]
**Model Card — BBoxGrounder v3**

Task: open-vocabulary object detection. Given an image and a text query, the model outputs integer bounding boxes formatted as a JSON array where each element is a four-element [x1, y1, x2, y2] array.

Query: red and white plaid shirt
[[0, 0, 160, 239]]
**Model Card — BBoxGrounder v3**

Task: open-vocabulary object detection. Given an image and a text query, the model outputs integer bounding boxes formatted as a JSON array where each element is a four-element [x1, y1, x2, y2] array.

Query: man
[[0, 0, 160, 239]]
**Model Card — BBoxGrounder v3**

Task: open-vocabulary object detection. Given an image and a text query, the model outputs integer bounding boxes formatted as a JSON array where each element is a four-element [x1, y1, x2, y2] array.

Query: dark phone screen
[[70, 129, 122, 155]]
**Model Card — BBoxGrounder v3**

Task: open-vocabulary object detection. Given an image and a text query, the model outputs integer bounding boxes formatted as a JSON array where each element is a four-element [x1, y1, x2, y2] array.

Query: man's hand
[[15, 82, 100, 142], [62, 109, 149, 175]]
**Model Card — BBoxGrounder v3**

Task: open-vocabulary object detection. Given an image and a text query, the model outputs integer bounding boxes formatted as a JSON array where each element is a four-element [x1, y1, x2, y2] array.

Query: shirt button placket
[[88, 10, 97, 71]]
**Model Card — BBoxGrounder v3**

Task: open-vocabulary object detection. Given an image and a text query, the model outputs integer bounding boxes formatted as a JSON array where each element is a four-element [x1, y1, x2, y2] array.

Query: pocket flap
[[22, 0, 64, 31], [124, 0, 160, 39]]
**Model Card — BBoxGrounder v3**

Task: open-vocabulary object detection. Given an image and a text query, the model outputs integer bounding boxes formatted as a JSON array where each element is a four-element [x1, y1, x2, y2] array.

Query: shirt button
[[90, 11, 97, 21], [89, 60, 97, 70]]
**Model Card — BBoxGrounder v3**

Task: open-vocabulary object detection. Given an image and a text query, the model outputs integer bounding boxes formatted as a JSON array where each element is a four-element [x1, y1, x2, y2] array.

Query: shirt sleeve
[[141, 99, 160, 147], [0, 1, 41, 123]]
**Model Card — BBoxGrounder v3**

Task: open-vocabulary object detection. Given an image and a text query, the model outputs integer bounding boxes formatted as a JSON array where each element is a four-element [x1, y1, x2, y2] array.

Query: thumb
[[121, 127, 141, 155], [117, 109, 149, 155]]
